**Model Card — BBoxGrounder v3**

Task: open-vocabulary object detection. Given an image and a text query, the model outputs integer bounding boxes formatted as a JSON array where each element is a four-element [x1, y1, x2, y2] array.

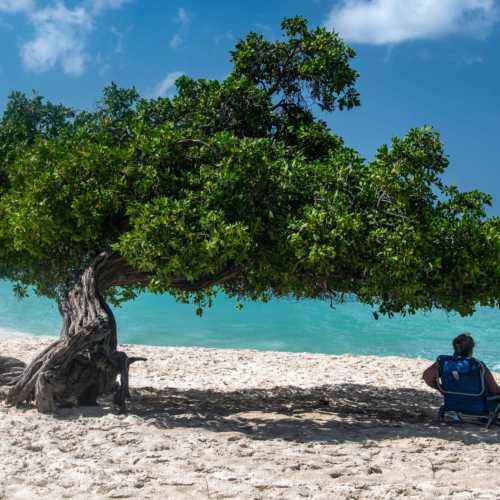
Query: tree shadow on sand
[[4, 380, 499, 444], [53, 382, 500, 445]]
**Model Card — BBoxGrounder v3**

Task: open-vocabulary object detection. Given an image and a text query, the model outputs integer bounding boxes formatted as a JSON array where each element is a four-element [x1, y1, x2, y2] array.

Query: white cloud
[[325, 0, 500, 45], [455, 53, 485, 64], [214, 30, 234, 45], [169, 32, 182, 49], [169, 6, 190, 49], [176, 6, 189, 26], [111, 25, 126, 53], [21, 3, 92, 76], [89, 0, 129, 14], [1, 0, 130, 76], [0, 0, 33, 13], [152, 70, 184, 98]]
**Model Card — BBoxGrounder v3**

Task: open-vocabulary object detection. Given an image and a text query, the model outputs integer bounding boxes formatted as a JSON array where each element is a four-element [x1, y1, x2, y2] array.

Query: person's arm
[[422, 361, 439, 391], [483, 365, 500, 395]]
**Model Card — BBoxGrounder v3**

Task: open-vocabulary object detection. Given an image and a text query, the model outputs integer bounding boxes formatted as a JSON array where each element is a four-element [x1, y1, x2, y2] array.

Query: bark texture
[[0, 356, 26, 386], [4, 252, 145, 413]]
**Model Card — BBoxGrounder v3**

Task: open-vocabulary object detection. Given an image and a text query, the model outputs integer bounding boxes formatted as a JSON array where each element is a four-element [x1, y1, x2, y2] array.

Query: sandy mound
[[1, 335, 500, 499]]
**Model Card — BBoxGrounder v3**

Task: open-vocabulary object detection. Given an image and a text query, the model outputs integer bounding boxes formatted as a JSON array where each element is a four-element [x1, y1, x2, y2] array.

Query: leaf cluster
[[0, 17, 498, 315]]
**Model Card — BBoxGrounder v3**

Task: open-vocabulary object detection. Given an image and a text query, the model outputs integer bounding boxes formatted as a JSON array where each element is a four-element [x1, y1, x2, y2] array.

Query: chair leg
[[438, 405, 445, 422], [487, 414, 495, 429], [487, 405, 500, 429], [486, 403, 500, 429]]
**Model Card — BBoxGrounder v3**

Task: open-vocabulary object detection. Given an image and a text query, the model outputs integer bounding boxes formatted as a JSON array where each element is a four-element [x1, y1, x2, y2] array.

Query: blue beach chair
[[436, 355, 500, 428]]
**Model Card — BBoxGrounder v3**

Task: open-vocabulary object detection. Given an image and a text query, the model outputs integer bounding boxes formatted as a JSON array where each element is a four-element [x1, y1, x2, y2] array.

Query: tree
[[0, 17, 499, 413]]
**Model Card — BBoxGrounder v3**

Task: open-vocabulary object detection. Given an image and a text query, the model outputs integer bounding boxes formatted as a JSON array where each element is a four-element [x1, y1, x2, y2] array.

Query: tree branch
[[97, 253, 239, 293], [169, 267, 239, 291]]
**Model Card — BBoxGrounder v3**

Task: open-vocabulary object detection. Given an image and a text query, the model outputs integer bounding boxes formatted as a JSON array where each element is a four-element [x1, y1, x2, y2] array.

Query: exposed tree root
[[0, 356, 26, 386], [3, 252, 146, 414]]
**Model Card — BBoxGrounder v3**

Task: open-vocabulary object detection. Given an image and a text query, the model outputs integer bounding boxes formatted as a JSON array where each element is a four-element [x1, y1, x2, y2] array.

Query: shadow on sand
[[48, 383, 500, 445]]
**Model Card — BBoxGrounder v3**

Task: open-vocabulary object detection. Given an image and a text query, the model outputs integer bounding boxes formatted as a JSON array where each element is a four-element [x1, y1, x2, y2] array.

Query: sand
[[1, 335, 500, 500]]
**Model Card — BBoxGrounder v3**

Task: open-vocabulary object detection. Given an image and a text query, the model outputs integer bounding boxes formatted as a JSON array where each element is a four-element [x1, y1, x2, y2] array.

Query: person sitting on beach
[[422, 333, 500, 395]]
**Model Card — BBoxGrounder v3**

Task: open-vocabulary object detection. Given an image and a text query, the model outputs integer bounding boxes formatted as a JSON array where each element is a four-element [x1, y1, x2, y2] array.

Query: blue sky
[[0, 0, 499, 214]]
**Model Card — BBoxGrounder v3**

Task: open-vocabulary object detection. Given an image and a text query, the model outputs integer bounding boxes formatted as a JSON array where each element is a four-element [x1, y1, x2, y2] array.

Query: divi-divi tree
[[0, 18, 498, 413]]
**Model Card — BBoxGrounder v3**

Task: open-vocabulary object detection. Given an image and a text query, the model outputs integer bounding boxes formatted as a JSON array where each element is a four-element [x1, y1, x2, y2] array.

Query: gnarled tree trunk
[[5, 251, 145, 414], [1, 251, 236, 414]]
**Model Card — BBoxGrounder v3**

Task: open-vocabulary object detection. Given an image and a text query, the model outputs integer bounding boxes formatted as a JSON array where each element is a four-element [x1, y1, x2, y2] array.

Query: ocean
[[1, 280, 499, 368]]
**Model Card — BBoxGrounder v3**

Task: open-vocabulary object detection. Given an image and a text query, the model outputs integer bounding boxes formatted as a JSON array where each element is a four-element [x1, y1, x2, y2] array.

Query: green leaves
[[231, 16, 360, 112], [0, 19, 497, 317], [116, 196, 252, 284]]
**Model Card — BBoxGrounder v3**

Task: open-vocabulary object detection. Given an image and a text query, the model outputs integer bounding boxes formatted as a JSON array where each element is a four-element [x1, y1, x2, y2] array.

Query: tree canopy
[[0, 16, 499, 317]]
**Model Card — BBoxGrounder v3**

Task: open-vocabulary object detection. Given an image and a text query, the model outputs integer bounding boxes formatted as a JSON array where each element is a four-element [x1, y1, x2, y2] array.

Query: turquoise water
[[1, 281, 499, 367]]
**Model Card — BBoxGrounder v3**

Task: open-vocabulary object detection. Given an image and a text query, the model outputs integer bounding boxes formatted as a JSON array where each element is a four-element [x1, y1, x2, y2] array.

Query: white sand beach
[[1, 334, 500, 499]]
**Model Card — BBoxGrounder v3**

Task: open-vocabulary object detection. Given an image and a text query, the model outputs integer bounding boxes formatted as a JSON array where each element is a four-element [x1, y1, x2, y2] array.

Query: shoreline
[[0, 327, 440, 364], [2, 335, 500, 499]]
